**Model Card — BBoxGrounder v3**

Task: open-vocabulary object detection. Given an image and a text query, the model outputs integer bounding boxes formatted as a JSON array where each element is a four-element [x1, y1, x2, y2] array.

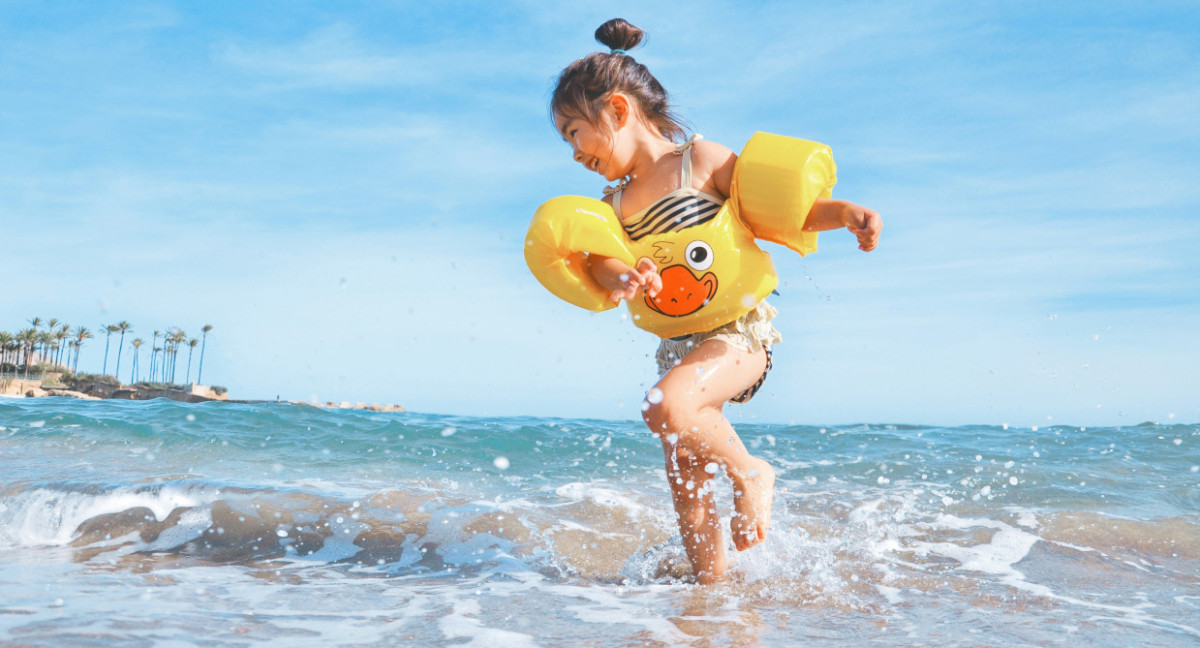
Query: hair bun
[[595, 18, 644, 53]]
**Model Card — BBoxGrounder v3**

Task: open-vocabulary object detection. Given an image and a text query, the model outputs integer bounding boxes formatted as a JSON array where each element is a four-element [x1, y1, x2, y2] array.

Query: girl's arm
[[804, 199, 882, 252]]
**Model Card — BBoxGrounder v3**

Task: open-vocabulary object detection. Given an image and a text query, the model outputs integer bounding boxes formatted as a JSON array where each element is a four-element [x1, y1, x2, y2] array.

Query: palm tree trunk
[[115, 331, 126, 382], [102, 331, 111, 375], [197, 327, 211, 385]]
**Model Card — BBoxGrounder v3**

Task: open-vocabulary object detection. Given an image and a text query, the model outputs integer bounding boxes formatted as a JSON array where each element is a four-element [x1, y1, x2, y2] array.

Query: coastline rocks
[[294, 401, 406, 413]]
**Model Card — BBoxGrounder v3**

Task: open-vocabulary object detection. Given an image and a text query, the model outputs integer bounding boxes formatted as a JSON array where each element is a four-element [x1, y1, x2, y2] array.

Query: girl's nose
[[573, 149, 584, 163]]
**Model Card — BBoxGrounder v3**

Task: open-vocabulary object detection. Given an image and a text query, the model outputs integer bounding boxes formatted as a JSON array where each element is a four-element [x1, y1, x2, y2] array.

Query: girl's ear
[[608, 93, 631, 128]]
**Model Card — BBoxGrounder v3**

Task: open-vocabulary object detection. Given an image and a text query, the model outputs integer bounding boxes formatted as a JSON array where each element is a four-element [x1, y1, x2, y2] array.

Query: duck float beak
[[645, 265, 718, 317]]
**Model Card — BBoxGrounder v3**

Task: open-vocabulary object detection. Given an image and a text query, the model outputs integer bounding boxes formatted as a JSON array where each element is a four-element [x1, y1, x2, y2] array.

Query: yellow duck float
[[525, 132, 837, 339]]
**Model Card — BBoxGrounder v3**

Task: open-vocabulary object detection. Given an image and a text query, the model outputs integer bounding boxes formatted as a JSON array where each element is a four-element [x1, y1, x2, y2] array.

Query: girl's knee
[[641, 390, 694, 436]]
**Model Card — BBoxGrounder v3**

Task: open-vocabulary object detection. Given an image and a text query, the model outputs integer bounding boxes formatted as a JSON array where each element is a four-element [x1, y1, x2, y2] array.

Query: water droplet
[[186, 414, 196, 422], [704, 462, 719, 474], [441, 427, 457, 437], [645, 388, 664, 405], [493, 456, 510, 470]]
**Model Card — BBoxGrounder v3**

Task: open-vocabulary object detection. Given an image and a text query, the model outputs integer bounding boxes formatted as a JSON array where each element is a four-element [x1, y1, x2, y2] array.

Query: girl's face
[[555, 104, 627, 182]]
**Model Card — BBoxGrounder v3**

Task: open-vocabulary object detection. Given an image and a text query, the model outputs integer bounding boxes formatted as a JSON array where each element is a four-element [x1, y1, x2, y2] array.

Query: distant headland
[[0, 372, 228, 403], [2, 317, 403, 412]]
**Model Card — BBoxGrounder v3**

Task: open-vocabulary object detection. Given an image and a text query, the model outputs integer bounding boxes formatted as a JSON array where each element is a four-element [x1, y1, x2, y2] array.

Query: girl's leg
[[644, 339, 776, 582], [662, 441, 727, 584]]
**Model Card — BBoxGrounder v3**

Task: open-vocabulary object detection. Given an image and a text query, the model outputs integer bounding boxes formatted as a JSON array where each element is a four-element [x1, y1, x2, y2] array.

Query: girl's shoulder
[[691, 138, 737, 165], [690, 139, 738, 198]]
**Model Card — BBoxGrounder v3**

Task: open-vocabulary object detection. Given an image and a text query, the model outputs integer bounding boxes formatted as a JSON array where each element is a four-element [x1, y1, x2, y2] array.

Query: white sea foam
[[551, 583, 693, 645], [916, 514, 1040, 576], [554, 481, 656, 519], [0, 485, 219, 548], [438, 598, 540, 648]]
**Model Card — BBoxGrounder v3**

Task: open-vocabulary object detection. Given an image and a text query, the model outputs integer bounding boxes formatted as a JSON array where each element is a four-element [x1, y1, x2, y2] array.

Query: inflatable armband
[[732, 132, 837, 256], [524, 196, 635, 312]]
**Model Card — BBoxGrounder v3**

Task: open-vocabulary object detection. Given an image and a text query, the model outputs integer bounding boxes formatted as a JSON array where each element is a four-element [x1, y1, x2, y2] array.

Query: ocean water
[[1, 398, 1197, 647]]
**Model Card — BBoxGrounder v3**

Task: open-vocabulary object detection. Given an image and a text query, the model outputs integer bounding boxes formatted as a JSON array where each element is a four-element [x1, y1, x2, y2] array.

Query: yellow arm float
[[731, 132, 837, 256], [524, 195, 637, 312]]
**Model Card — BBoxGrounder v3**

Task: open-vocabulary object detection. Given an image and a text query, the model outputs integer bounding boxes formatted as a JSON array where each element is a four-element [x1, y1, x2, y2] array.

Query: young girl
[[548, 18, 881, 584]]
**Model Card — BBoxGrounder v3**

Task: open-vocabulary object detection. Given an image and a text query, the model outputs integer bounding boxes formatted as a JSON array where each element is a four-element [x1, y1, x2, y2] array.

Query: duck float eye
[[685, 241, 714, 271]]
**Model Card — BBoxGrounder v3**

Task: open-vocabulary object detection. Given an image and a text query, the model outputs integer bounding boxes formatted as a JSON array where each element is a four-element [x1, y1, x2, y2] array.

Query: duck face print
[[644, 240, 719, 317]]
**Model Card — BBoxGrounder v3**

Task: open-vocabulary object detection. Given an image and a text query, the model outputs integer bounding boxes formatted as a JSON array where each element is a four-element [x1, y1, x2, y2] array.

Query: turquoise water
[[1, 397, 1197, 647]]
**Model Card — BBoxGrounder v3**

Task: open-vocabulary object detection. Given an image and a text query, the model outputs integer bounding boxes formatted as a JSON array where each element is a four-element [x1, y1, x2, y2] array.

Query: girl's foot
[[730, 457, 775, 551]]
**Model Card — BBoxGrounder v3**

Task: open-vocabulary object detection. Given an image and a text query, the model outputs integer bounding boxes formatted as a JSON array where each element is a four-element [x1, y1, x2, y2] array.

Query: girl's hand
[[589, 255, 661, 304], [634, 257, 662, 298], [844, 205, 882, 252]]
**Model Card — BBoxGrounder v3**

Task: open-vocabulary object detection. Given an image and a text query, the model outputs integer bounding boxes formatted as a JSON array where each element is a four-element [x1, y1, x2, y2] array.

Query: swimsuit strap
[[673, 134, 703, 189], [602, 178, 629, 218]]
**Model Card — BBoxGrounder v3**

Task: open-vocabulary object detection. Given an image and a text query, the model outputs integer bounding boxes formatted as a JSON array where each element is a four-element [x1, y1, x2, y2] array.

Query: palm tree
[[0, 331, 9, 366], [114, 321, 131, 382], [46, 336, 60, 370], [0, 331, 14, 371], [197, 324, 213, 385], [167, 328, 186, 385], [55, 324, 70, 368], [149, 331, 160, 383], [185, 338, 199, 384], [100, 324, 113, 375], [164, 328, 176, 384], [72, 326, 92, 373], [130, 338, 143, 384], [45, 319, 60, 366], [36, 331, 53, 372], [17, 328, 37, 378]]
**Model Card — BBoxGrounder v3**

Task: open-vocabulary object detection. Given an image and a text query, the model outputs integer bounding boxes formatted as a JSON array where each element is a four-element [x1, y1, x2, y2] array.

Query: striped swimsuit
[[609, 137, 724, 242]]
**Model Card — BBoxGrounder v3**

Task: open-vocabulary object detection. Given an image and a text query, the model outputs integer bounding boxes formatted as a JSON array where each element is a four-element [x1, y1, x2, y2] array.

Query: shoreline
[[1, 378, 403, 412]]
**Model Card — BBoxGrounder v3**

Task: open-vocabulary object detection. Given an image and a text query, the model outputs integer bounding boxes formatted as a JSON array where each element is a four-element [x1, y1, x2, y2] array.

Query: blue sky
[[2, 1, 1197, 426]]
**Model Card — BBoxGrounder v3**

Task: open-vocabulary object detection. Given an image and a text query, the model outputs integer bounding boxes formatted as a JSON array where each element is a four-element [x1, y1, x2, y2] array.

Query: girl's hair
[[551, 18, 687, 142]]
